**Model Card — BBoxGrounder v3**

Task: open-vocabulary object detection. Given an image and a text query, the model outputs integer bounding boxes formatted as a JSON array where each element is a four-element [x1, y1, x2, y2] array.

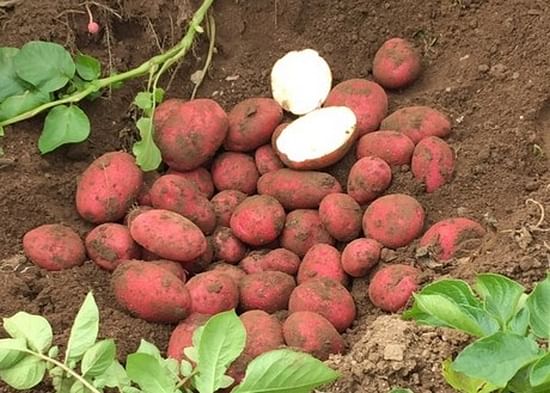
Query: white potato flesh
[[270, 49, 332, 115]]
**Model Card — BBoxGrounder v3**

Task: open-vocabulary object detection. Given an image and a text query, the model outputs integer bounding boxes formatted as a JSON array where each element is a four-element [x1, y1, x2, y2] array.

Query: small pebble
[[525, 181, 539, 191], [478, 64, 489, 73]]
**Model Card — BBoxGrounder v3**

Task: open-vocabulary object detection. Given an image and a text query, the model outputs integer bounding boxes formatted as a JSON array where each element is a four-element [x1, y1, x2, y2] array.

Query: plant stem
[[191, 12, 216, 99]]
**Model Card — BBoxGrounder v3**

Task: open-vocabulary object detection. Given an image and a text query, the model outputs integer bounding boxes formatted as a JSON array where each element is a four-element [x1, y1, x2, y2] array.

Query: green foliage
[[39, 105, 90, 154]]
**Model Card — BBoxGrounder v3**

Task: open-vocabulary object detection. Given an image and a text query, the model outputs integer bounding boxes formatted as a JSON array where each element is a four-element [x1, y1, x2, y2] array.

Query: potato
[[239, 271, 296, 313], [261, 248, 301, 276], [411, 136, 455, 193], [185, 236, 215, 274], [240, 310, 284, 358], [153, 98, 183, 129], [211, 152, 259, 195], [150, 174, 216, 235], [258, 169, 342, 210], [225, 98, 283, 152], [356, 130, 415, 166], [124, 206, 153, 227], [23, 224, 85, 271], [166, 167, 214, 198], [347, 157, 392, 205], [288, 277, 356, 332], [148, 259, 187, 281], [341, 238, 382, 278], [372, 38, 421, 89], [318, 193, 362, 242], [362, 194, 425, 249], [380, 106, 451, 144], [212, 226, 247, 264], [255, 144, 285, 175], [75, 151, 143, 223], [153, 98, 228, 171], [297, 244, 348, 286], [283, 311, 344, 360], [136, 172, 159, 206], [129, 209, 207, 262], [85, 223, 141, 271], [210, 190, 247, 227], [208, 262, 247, 286], [280, 209, 334, 257], [419, 217, 486, 260], [185, 271, 239, 315], [167, 313, 210, 361], [112, 260, 191, 322], [230, 195, 286, 246], [368, 264, 420, 312], [239, 250, 269, 274], [324, 78, 388, 136]]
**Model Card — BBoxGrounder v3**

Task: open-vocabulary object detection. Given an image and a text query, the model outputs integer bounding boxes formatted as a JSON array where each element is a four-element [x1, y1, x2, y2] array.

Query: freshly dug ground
[[1, 0, 549, 392]]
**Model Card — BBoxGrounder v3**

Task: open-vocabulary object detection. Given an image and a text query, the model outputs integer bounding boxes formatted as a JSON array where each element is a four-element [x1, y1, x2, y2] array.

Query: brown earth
[[1, 0, 549, 392]]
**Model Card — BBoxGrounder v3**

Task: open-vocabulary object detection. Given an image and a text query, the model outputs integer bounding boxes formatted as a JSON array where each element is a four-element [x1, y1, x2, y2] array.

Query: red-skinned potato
[[211, 152, 259, 195], [136, 172, 160, 207], [372, 38, 422, 89], [185, 236, 215, 274], [124, 206, 153, 227], [129, 209, 207, 262], [257, 169, 342, 210], [210, 190, 247, 227], [208, 262, 247, 286], [167, 313, 210, 361], [240, 310, 284, 358], [239, 271, 296, 313], [212, 226, 247, 264], [341, 238, 382, 278], [411, 136, 455, 192], [324, 78, 388, 136], [363, 194, 425, 249], [85, 223, 141, 271], [347, 157, 392, 205], [239, 250, 269, 274], [225, 98, 284, 152], [153, 98, 228, 171], [112, 260, 191, 323], [76, 151, 143, 223], [261, 248, 301, 275], [380, 106, 451, 144], [419, 217, 486, 260], [283, 311, 345, 360], [154, 98, 183, 129], [289, 277, 356, 333], [280, 209, 334, 257], [23, 224, 85, 271], [255, 144, 285, 175], [166, 167, 214, 199], [356, 130, 415, 166], [297, 244, 348, 286], [318, 193, 362, 242], [368, 264, 420, 312], [185, 271, 239, 315], [148, 259, 188, 281]]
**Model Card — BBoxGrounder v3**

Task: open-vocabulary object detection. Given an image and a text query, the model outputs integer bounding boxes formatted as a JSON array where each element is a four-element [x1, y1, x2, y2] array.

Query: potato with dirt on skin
[[411, 136, 455, 193], [85, 223, 141, 271], [124, 206, 153, 227], [185, 270, 239, 315], [255, 143, 285, 175], [147, 259, 188, 281], [261, 248, 301, 276], [211, 226, 247, 264], [210, 190, 247, 227], [239, 250, 270, 274], [211, 152, 259, 195], [347, 156, 392, 205], [208, 262, 247, 286], [166, 167, 215, 198], [380, 106, 451, 144], [184, 236, 215, 274], [280, 209, 334, 257], [23, 224, 86, 271], [167, 313, 210, 361], [239, 271, 296, 313], [318, 193, 362, 242], [372, 38, 422, 89], [341, 238, 382, 278], [297, 244, 348, 286], [240, 310, 285, 358], [356, 130, 415, 167], [368, 264, 420, 312]]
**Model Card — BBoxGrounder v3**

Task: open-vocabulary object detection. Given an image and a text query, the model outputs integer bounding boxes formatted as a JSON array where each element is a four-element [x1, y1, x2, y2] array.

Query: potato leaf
[[389, 388, 415, 393], [92, 360, 130, 389], [0, 355, 46, 390], [0, 338, 27, 368], [507, 306, 529, 336], [136, 339, 162, 359], [3, 312, 52, 353], [526, 274, 550, 339], [39, 105, 91, 154], [530, 352, 550, 387], [0, 47, 29, 102], [75, 53, 101, 81], [0, 89, 50, 122], [126, 353, 175, 393], [65, 292, 99, 363], [442, 358, 500, 393], [81, 339, 116, 377], [132, 117, 162, 171]]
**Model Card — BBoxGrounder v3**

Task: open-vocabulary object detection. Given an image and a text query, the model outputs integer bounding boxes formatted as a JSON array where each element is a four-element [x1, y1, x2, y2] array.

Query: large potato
[[380, 106, 451, 144]]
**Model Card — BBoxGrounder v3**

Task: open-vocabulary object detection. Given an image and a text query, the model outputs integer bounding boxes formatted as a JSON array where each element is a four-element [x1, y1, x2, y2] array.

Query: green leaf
[[526, 275, 550, 339], [0, 338, 27, 368], [0, 89, 50, 121], [194, 310, 246, 393], [14, 41, 75, 92], [39, 104, 90, 154], [442, 358, 500, 393], [0, 355, 46, 389], [70, 380, 85, 393], [81, 339, 116, 377], [508, 306, 529, 335], [132, 117, 162, 171], [154, 87, 165, 103], [3, 312, 52, 353], [65, 292, 99, 363], [389, 389, 414, 393], [452, 332, 541, 387], [48, 345, 59, 359], [183, 347, 198, 363], [134, 92, 153, 111], [136, 339, 161, 359], [122, 387, 143, 393], [180, 359, 193, 377], [530, 352, 550, 387], [0, 47, 29, 102], [233, 349, 340, 393], [474, 273, 525, 327], [93, 360, 130, 389], [126, 353, 175, 393], [75, 53, 101, 81], [0, 125, 4, 136]]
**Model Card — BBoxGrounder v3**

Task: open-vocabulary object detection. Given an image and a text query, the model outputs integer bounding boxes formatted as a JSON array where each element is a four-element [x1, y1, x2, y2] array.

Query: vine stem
[[0, 0, 215, 128]]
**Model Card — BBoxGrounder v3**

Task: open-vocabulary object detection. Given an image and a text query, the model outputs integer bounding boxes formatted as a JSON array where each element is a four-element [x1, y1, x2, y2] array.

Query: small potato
[[347, 157, 392, 205], [280, 209, 334, 257], [255, 144, 285, 175], [166, 167, 215, 198], [225, 98, 284, 152], [239, 250, 269, 274], [368, 264, 420, 312], [362, 194, 425, 249], [297, 244, 348, 286], [136, 172, 160, 207], [167, 313, 210, 361], [318, 193, 362, 242], [239, 271, 296, 313], [372, 38, 421, 89], [240, 310, 284, 358], [341, 238, 382, 278], [23, 224, 85, 271], [356, 130, 415, 166], [212, 226, 247, 264], [211, 152, 259, 195], [283, 311, 344, 360], [380, 106, 451, 144], [289, 277, 356, 333], [76, 151, 143, 223], [208, 262, 247, 286], [261, 248, 301, 276], [419, 217, 486, 260], [257, 168, 342, 210], [185, 271, 239, 315], [85, 223, 141, 271], [148, 259, 188, 281], [210, 190, 247, 227], [411, 136, 455, 193]]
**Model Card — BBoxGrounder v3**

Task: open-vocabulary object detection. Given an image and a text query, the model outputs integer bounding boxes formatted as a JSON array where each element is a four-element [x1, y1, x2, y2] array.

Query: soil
[[1, 0, 549, 392]]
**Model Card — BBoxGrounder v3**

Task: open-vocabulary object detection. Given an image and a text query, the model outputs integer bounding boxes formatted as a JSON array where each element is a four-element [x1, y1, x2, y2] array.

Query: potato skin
[[167, 313, 210, 361], [154, 98, 229, 171], [239, 250, 269, 274], [76, 151, 143, 223], [212, 226, 247, 264], [208, 262, 247, 286], [411, 136, 455, 193], [347, 157, 392, 205], [23, 224, 85, 271], [225, 98, 284, 152], [211, 152, 259, 195], [283, 311, 345, 360], [240, 310, 284, 358], [239, 271, 296, 313], [324, 78, 388, 136], [318, 193, 362, 242], [419, 217, 486, 260], [257, 169, 342, 210], [261, 248, 301, 276], [380, 106, 451, 144], [341, 238, 382, 278], [129, 209, 207, 262], [85, 223, 141, 271], [297, 244, 348, 286], [356, 130, 415, 166], [185, 271, 239, 315], [124, 205, 153, 227], [363, 194, 425, 249], [166, 167, 215, 199], [368, 264, 420, 312], [280, 209, 334, 257], [148, 259, 187, 281], [112, 260, 191, 323], [372, 38, 421, 89], [255, 144, 285, 175], [210, 190, 247, 227], [289, 277, 356, 333]]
